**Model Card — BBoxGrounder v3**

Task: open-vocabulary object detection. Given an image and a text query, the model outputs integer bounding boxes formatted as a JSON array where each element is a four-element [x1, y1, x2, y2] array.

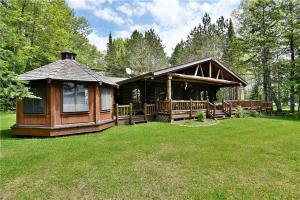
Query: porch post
[[166, 75, 172, 100], [235, 85, 241, 100], [240, 86, 245, 100]]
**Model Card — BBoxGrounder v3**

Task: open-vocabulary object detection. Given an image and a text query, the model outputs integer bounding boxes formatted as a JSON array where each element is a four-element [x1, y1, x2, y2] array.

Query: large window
[[63, 82, 89, 112], [23, 85, 45, 114], [101, 86, 111, 111]]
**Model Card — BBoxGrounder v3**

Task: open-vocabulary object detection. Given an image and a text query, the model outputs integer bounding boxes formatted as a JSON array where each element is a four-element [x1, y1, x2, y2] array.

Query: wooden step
[[132, 120, 148, 124]]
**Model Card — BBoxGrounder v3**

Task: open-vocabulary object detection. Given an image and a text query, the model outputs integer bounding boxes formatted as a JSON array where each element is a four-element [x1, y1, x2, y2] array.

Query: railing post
[[129, 103, 133, 124], [169, 99, 173, 121], [213, 103, 216, 118], [115, 104, 119, 125], [144, 103, 147, 121], [189, 99, 193, 118], [229, 103, 232, 117]]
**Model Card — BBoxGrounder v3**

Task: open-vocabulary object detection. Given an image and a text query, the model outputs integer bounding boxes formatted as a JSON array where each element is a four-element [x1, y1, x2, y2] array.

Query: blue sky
[[67, 0, 241, 56]]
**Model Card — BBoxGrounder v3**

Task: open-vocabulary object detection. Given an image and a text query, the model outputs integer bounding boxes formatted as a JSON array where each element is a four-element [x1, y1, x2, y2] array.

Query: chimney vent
[[61, 51, 77, 60]]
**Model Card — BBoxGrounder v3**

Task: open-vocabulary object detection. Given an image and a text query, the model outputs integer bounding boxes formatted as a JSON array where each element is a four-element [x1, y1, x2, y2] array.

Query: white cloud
[[116, 3, 133, 17], [70, 0, 240, 56], [93, 7, 125, 25], [87, 32, 107, 52], [67, 0, 111, 10], [114, 30, 131, 39]]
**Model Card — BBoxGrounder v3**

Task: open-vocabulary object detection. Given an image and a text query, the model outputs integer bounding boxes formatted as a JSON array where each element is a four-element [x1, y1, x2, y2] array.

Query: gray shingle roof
[[19, 59, 117, 86]]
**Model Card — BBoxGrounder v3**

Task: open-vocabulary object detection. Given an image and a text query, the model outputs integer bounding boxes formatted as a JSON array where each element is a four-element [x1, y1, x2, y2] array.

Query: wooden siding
[[13, 80, 116, 136]]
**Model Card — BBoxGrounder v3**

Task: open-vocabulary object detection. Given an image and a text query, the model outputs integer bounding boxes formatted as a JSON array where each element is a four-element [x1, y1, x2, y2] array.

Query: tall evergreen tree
[[237, 0, 280, 102], [144, 29, 168, 71]]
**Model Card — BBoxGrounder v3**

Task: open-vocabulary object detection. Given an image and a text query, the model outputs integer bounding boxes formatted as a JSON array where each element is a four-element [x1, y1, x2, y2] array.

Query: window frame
[[100, 86, 111, 112], [23, 84, 46, 115], [62, 82, 89, 113]]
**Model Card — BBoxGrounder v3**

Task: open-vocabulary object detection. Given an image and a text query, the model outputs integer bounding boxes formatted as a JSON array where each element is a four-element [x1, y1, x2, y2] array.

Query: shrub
[[196, 111, 206, 122], [248, 110, 259, 117], [235, 106, 246, 118]]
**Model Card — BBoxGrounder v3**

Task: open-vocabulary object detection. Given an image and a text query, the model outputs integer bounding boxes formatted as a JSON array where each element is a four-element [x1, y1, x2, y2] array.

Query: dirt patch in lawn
[[172, 119, 218, 127]]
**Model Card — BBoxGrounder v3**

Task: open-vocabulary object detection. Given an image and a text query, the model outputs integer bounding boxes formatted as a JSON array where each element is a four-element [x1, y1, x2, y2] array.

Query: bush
[[196, 111, 206, 122], [248, 110, 259, 117], [235, 106, 247, 118]]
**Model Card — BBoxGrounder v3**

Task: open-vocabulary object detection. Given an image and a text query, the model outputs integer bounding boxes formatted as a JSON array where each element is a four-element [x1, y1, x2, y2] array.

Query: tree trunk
[[289, 35, 295, 113]]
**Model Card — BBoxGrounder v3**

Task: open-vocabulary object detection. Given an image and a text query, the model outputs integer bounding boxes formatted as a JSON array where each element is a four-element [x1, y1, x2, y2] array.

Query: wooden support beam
[[216, 69, 220, 79], [200, 65, 204, 77], [170, 73, 239, 85], [220, 71, 224, 79], [166, 75, 172, 100], [115, 103, 119, 125], [194, 65, 199, 76], [209, 62, 212, 78]]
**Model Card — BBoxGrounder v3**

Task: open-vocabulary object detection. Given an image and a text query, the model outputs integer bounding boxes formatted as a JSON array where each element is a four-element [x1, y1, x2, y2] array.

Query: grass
[[0, 112, 300, 199]]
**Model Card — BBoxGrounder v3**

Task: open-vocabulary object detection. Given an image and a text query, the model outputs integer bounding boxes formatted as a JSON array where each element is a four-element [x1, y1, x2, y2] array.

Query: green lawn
[[0, 112, 299, 199]]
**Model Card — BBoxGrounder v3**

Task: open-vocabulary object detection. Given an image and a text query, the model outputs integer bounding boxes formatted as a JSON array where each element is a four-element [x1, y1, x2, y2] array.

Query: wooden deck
[[115, 100, 273, 122]]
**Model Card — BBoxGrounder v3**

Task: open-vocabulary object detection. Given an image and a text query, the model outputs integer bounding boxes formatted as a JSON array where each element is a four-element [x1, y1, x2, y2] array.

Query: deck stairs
[[131, 115, 148, 124], [213, 110, 230, 120]]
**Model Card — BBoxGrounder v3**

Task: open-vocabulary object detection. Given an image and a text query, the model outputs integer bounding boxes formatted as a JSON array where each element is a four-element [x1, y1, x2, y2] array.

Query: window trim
[[61, 82, 89, 114], [100, 86, 111, 112], [23, 84, 46, 115]]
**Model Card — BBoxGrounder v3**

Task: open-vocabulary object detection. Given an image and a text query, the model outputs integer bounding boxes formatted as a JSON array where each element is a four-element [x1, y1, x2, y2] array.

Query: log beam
[[194, 65, 199, 76], [209, 62, 212, 78], [200, 65, 204, 77], [216, 69, 220, 79], [170, 73, 239, 85], [166, 75, 172, 100]]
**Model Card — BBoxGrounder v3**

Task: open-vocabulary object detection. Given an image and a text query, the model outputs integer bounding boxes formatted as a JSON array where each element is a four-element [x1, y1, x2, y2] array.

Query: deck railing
[[172, 100, 191, 111], [207, 101, 216, 117], [157, 100, 169, 113], [222, 100, 232, 117], [226, 100, 273, 110], [115, 100, 273, 124]]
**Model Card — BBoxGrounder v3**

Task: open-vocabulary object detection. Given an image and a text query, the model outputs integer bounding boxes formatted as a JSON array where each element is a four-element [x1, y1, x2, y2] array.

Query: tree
[[236, 0, 280, 103], [144, 29, 168, 71], [170, 13, 229, 65], [0, 0, 105, 74], [280, 0, 300, 112], [0, 64, 35, 111], [105, 37, 128, 77]]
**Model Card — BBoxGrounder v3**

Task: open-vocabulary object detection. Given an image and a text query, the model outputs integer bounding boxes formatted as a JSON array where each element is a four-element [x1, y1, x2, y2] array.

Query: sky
[[67, 0, 241, 56]]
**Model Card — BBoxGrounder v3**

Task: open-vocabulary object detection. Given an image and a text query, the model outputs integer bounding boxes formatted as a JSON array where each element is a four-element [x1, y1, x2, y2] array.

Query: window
[[101, 86, 111, 111], [23, 85, 45, 114], [63, 82, 88, 112]]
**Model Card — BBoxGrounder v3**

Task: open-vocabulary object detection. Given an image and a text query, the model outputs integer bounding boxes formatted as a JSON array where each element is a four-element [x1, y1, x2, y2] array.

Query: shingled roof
[[19, 59, 117, 86]]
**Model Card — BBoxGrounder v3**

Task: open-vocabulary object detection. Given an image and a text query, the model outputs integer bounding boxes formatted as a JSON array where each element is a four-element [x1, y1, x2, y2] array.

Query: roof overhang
[[117, 57, 247, 87]]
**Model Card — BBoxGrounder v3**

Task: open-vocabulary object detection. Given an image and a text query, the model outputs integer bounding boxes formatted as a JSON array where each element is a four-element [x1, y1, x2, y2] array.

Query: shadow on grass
[[0, 128, 15, 140], [260, 111, 300, 122]]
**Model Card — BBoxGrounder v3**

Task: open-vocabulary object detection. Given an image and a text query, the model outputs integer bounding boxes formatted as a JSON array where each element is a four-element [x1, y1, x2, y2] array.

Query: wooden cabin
[[115, 57, 272, 122], [12, 54, 272, 136], [12, 52, 118, 136]]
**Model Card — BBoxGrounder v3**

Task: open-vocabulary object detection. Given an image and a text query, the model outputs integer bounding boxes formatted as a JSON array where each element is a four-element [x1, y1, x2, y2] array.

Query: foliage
[[1, 113, 300, 198], [170, 13, 232, 66], [248, 110, 260, 117], [196, 111, 206, 121], [0, 65, 35, 111], [0, 0, 105, 73], [235, 106, 247, 118], [105, 29, 168, 76]]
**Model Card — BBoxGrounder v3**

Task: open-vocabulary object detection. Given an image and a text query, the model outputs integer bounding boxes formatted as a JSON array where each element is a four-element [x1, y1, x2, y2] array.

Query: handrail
[[207, 101, 216, 117], [222, 100, 232, 117]]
